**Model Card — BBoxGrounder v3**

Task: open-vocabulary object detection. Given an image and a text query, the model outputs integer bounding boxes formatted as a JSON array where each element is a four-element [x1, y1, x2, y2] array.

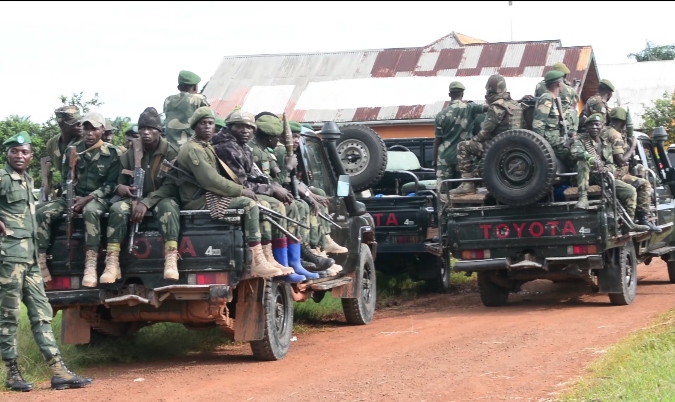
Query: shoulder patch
[[188, 149, 200, 166]]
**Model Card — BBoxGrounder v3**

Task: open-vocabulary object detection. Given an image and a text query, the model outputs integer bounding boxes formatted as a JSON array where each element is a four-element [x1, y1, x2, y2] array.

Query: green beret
[[214, 117, 226, 128], [178, 70, 201, 86], [289, 121, 302, 133], [3, 131, 32, 148], [544, 70, 565, 85], [449, 81, 466, 91], [552, 62, 570, 74], [599, 79, 615, 92], [256, 115, 283, 137], [188, 106, 215, 129], [585, 113, 605, 125], [610, 107, 627, 121], [301, 123, 314, 130]]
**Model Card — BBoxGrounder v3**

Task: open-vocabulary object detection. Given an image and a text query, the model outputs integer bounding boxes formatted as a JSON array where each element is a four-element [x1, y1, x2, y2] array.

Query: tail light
[[187, 273, 228, 285], [461, 249, 491, 260], [47, 276, 80, 290], [567, 245, 598, 255]]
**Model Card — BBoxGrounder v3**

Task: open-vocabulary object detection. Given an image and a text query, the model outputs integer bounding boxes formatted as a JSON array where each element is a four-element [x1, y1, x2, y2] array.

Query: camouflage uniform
[[0, 164, 60, 362], [532, 91, 573, 165], [579, 95, 610, 131], [308, 187, 329, 248], [45, 134, 80, 177], [36, 140, 121, 251], [535, 79, 579, 134], [163, 92, 210, 147]]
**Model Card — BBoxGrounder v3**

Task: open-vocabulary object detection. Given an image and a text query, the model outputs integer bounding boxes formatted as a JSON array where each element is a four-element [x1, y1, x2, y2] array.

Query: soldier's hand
[[272, 185, 294, 204], [131, 202, 148, 223], [0, 220, 6, 236], [242, 188, 258, 201], [285, 155, 298, 171], [117, 185, 135, 198], [72, 195, 94, 213], [313, 193, 330, 207]]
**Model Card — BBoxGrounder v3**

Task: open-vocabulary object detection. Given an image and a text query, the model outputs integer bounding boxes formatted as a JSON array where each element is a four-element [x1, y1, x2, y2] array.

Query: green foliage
[[640, 91, 675, 145], [628, 41, 675, 62]]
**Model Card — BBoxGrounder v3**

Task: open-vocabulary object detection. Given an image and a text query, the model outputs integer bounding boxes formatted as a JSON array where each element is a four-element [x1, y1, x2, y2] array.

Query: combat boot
[[301, 244, 335, 270], [326, 263, 343, 276], [636, 212, 662, 233], [164, 247, 180, 280], [48, 356, 93, 390], [629, 220, 651, 233], [38, 252, 51, 283], [312, 248, 328, 258], [100, 250, 121, 284], [575, 191, 589, 210], [448, 174, 476, 196], [263, 243, 294, 275], [324, 235, 348, 254], [82, 250, 98, 288], [4, 360, 32, 392], [250, 244, 283, 278]]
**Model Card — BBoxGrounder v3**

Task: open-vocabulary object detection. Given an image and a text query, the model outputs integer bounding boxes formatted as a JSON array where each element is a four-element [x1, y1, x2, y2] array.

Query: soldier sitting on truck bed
[[534, 63, 580, 136], [578, 79, 614, 132], [43, 106, 84, 199], [451, 74, 525, 195], [101, 107, 183, 284], [211, 111, 311, 283], [37, 111, 122, 287], [571, 113, 650, 232], [172, 106, 284, 278]]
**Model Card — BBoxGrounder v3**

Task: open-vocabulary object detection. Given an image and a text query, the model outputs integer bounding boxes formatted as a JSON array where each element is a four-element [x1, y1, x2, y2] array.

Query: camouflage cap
[[289, 121, 302, 133], [599, 79, 615, 92], [138, 107, 163, 131], [585, 113, 605, 125], [54, 105, 81, 125], [104, 118, 115, 132], [178, 70, 201, 86], [226, 111, 256, 128], [3, 131, 31, 148], [189, 106, 215, 129], [256, 115, 283, 137], [81, 111, 106, 128], [609, 107, 627, 121], [449, 81, 466, 91], [485, 74, 507, 94], [544, 70, 565, 85], [552, 62, 570, 74]]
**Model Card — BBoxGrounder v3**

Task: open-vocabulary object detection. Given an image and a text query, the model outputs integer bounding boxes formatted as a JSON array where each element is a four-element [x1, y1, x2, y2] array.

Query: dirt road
[[5, 260, 675, 402]]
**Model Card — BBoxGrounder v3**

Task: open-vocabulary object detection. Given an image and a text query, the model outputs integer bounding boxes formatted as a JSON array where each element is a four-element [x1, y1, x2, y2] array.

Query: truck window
[[642, 142, 663, 187], [304, 138, 335, 196]]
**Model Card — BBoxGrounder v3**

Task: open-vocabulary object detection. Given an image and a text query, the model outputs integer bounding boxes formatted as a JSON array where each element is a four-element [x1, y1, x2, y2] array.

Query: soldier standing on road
[[535, 63, 580, 136], [102, 107, 183, 283], [163, 70, 210, 147], [0, 132, 92, 392], [570, 114, 650, 232], [433, 81, 487, 198], [531, 70, 574, 167], [579, 79, 615, 130], [451, 75, 525, 195], [36, 111, 122, 287]]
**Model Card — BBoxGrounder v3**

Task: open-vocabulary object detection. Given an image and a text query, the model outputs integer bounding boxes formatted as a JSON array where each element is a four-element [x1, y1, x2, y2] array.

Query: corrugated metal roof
[[600, 60, 675, 128], [204, 32, 596, 124]]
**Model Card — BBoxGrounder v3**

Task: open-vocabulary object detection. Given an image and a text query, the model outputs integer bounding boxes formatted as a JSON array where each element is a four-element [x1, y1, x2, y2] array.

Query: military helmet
[[485, 74, 507, 95]]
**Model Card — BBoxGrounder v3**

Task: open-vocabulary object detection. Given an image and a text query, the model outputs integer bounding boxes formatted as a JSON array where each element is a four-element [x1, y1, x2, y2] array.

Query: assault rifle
[[40, 156, 52, 203], [66, 146, 77, 268], [121, 138, 145, 253]]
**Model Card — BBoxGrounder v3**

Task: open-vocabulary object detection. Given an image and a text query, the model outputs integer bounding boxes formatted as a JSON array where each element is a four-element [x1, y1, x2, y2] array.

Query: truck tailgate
[[361, 196, 434, 253]]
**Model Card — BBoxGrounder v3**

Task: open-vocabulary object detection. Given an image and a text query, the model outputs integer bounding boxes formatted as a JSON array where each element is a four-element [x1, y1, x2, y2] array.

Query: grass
[[561, 308, 675, 401]]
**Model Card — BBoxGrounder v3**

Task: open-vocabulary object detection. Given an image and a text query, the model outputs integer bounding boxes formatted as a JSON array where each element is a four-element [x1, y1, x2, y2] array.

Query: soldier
[[571, 114, 650, 232], [535, 63, 580, 136], [44, 106, 83, 195], [531, 70, 574, 166], [102, 107, 183, 283], [173, 106, 283, 278], [0, 132, 92, 392], [451, 74, 525, 195], [433, 81, 487, 196], [579, 79, 615, 130], [163, 70, 210, 147], [214, 116, 226, 134], [124, 123, 139, 150], [36, 111, 122, 287], [104, 118, 126, 153]]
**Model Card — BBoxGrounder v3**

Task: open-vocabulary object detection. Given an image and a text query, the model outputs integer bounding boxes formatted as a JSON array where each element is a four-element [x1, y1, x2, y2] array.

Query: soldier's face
[[229, 123, 254, 144], [195, 117, 215, 142], [292, 133, 300, 152], [83, 122, 104, 147], [7, 145, 32, 173], [587, 121, 602, 138], [63, 121, 83, 137], [140, 126, 161, 147], [268, 136, 279, 148], [102, 131, 113, 143]]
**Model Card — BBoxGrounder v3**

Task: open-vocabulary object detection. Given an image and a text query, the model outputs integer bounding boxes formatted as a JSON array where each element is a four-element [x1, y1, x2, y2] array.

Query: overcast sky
[[1, 1, 671, 123]]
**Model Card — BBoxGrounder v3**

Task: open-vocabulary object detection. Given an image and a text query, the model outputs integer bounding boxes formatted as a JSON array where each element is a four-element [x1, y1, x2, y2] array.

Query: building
[[204, 32, 599, 139]]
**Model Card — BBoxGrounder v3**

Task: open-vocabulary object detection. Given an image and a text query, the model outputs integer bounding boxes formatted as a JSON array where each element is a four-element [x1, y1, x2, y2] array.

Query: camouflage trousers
[[542, 131, 573, 169], [621, 174, 652, 216], [309, 187, 330, 248], [107, 198, 181, 244], [0, 261, 60, 361], [436, 162, 460, 193], [577, 160, 638, 217], [36, 198, 110, 250], [229, 197, 261, 244], [456, 139, 484, 175], [257, 195, 288, 242], [286, 200, 308, 243]]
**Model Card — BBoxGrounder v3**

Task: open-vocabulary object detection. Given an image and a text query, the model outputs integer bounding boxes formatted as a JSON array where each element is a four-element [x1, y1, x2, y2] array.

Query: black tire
[[667, 261, 675, 284], [483, 129, 556, 206], [342, 244, 376, 325], [477, 271, 510, 307], [250, 280, 294, 361], [608, 243, 638, 306], [336, 125, 388, 192], [425, 256, 450, 293]]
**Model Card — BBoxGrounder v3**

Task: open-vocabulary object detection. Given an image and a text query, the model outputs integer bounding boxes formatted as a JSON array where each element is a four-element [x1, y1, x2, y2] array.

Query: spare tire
[[483, 129, 556, 206], [336, 124, 387, 192]]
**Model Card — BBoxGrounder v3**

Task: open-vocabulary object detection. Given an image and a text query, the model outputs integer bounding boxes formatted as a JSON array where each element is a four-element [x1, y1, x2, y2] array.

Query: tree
[[57, 91, 104, 115], [640, 91, 675, 145], [628, 41, 675, 62]]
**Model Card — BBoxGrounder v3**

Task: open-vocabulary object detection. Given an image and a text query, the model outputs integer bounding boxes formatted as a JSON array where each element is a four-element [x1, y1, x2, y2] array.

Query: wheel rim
[[362, 262, 373, 305], [274, 285, 288, 334], [337, 140, 370, 176], [496, 149, 535, 189]]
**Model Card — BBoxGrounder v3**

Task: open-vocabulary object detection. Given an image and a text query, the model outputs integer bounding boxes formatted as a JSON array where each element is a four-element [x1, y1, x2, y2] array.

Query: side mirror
[[337, 174, 351, 197]]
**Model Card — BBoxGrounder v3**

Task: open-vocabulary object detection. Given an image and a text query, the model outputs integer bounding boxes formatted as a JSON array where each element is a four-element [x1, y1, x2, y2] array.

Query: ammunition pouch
[[205, 192, 235, 221]]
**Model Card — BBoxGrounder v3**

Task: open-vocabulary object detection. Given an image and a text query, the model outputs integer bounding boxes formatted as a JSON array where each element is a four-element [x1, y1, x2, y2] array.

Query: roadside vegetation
[[562, 308, 675, 401]]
